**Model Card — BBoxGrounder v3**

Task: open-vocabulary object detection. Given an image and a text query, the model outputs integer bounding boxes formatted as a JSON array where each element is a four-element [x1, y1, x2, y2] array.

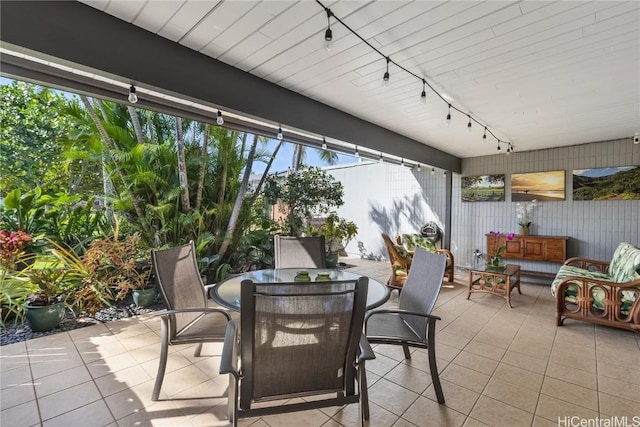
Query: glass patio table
[[211, 268, 390, 310]]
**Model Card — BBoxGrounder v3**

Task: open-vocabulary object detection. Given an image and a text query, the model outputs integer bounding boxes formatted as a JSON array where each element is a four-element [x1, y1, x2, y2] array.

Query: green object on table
[[294, 271, 311, 281], [315, 272, 331, 281]]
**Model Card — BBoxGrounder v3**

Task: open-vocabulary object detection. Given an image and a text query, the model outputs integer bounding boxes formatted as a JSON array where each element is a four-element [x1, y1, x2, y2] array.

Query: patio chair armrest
[[358, 334, 375, 362], [154, 308, 231, 321], [219, 320, 240, 379], [365, 308, 441, 323]]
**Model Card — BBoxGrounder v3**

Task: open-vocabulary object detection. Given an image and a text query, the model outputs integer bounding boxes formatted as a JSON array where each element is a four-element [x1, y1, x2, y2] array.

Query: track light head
[[216, 111, 224, 125], [446, 104, 451, 125], [416, 164, 421, 171], [128, 85, 138, 103], [421, 80, 427, 104], [324, 28, 333, 50], [467, 115, 472, 132], [322, 137, 327, 150], [382, 57, 390, 87], [277, 126, 283, 140], [483, 127, 487, 140], [431, 167, 435, 175], [379, 153, 383, 163], [354, 146, 359, 157]]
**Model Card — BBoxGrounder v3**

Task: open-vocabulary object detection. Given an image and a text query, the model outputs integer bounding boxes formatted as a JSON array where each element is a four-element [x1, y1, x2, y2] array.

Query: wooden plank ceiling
[[76, 1, 640, 158]]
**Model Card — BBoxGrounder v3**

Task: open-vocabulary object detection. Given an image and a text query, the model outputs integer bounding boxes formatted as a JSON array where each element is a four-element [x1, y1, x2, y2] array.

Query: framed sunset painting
[[511, 170, 565, 201]]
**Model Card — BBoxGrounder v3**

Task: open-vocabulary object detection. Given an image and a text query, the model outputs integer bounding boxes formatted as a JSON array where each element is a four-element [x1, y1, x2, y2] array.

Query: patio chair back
[[274, 235, 326, 269], [220, 277, 373, 425], [398, 247, 447, 341], [152, 241, 208, 338]]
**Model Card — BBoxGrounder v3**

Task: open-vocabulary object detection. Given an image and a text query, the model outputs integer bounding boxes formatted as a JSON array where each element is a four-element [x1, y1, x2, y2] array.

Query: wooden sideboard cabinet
[[486, 234, 568, 263]]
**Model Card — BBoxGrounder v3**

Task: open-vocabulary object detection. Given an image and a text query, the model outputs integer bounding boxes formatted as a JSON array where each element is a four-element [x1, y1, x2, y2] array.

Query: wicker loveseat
[[551, 242, 640, 331], [381, 233, 454, 290]]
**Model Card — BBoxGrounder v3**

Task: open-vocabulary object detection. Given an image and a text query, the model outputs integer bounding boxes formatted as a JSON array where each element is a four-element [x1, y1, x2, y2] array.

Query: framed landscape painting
[[573, 166, 640, 201], [511, 170, 565, 201], [461, 174, 505, 202]]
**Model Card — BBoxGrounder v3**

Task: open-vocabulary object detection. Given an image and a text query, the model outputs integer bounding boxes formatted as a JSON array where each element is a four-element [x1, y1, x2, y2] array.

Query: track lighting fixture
[[354, 145, 359, 157], [322, 137, 327, 150], [401, 158, 405, 167], [315, 0, 512, 149], [379, 152, 383, 163], [497, 140, 501, 152], [128, 85, 138, 104], [431, 167, 435, 175], [277, 126, 283, 140], [216, 111, 224, 125], [416, 164, 421, 171], [382, 57, 390, 87], [324, 9, 333, 51]]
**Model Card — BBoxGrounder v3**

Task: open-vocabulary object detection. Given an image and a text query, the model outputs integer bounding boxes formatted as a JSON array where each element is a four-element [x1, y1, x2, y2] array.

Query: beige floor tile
[[193, 355, 225, 380], [158, 364, 212, 398], [597, 374, 640, 403], [77, 338, 128, 363], [469, 395, 533, 427], [424, 379, 480, 415], [261, 405, 330, 426], [597, 361, 640, 386], [437, 331, 473, 350], [25, 333, 73, 350], [429, 342, 462, 363], [482, 377, 539, 414], [531, 415, 558, 427], [67, 322, 112, 340], [0, 399, 41, 427], [117, 331, 161, 352], [139, 351, 193, 379], [95, 364, 152, 397], [116, 408, 197, 426], [548, 345, 597, 374], [544, 361, 597, 390], [384, 362, 434, 394], [367, 352, 401, 378], [87, 351, 140, 379], [1, 361, 32, 389], [29, 352, 85, 379], [492, 363, 543, 392], [462, 417, 491, 427], [441, 364, 491, 394], [553, 323, 595, 348], [473, 329, 515, 350], [106, 318, 155, 339], [535, 394, 599, 423], [462, 341, 506, 362], [598, 392, 640, 418], [596, 344, 640, 367], [38, 380, 102, 421], [42, 399, 114, 427], [333, 400, 399, 427], [189, 404, 234, 426], [104, 378, 176, 420], [451, 351, 499, 376], [1, 383, 35, 411], [34, 364, 92, 398], [499, 350, 547, 375], [402, 395, 467, 427], [508, 337, 553, 360], [0, 340, 27, 356], [540, 377, 598, 411], [371, 343, 409, 362], [368, 378, 419, 416], [0, 351, 30, 372]]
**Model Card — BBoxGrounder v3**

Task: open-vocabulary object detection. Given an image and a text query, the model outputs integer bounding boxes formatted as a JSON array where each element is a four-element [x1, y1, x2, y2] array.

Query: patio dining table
[[211, 268, 390, 310]]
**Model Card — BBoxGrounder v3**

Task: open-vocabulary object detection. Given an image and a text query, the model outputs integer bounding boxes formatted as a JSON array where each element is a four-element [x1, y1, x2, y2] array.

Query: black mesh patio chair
[[365, 247, 448, 404], [219, 277, 374, 426], [150, 241, 231, 401], [273, 235, 326, 269]]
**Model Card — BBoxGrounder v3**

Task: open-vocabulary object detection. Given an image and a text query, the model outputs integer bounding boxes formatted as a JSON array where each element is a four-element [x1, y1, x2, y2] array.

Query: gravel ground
[[0, 294, 165, 346]]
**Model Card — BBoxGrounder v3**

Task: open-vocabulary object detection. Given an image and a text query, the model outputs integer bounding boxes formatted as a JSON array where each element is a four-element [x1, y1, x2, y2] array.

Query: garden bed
[[0, 293, 165, 346]]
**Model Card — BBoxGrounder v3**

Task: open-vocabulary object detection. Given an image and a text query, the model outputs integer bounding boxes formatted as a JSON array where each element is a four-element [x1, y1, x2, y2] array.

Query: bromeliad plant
[[0, 230, 33, 271]]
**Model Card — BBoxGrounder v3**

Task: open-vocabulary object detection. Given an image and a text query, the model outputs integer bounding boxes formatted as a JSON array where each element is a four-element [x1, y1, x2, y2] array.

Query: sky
[[2, 77, 358, 173]]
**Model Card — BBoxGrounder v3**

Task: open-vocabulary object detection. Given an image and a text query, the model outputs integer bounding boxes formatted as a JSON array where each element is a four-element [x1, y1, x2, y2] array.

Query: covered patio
[[2, 258, 639, 426]]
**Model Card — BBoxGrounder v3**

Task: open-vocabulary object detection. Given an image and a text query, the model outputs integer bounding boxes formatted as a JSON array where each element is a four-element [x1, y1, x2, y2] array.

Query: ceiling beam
[[0, 0, 461, 172]]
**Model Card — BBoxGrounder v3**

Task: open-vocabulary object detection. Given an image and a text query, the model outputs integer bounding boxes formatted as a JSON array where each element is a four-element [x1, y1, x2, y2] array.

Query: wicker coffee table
[[468, 264, 522, 308]]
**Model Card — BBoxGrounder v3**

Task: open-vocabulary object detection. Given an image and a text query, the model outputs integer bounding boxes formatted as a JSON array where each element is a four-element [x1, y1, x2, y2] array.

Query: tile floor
[[1, 257, 639, 427]]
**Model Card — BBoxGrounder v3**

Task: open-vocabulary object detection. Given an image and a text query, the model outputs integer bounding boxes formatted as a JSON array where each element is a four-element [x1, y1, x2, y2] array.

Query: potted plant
[[516, 200, 538, 236], [317, 212, 358, 268], [23, 267, 72, 332], [84, 233, 154, 307]]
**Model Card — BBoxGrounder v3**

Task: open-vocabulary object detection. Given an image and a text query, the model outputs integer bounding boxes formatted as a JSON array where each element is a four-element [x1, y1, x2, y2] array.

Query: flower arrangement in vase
[[516, 200, 538, 235], [487, 231, 514, 271]]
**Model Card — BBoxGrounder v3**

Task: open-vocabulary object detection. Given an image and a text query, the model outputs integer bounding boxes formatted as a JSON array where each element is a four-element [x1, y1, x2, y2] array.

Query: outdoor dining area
[[2, 236, 638, 426]]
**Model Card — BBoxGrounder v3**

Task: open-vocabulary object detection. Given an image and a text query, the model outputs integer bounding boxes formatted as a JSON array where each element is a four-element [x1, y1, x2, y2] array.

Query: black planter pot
[[25, 302, 65, 332]]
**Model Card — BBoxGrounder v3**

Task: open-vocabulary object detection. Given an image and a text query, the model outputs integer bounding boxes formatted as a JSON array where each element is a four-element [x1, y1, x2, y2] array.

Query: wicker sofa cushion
[[398, 234, 451, 267], [609, 242, 640, 283]]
